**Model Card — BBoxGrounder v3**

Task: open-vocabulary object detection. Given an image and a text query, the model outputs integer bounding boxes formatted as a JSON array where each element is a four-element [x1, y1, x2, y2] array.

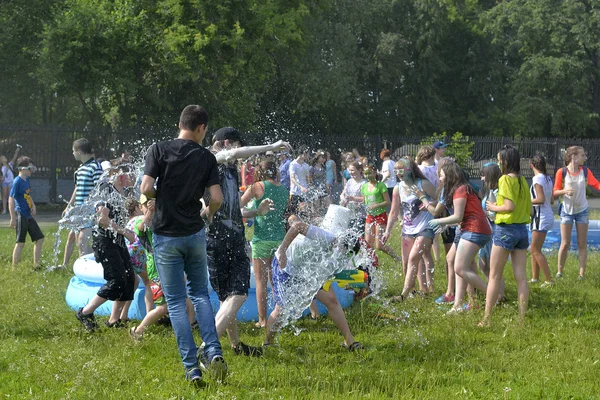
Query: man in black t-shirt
[[205, 127, 291, 356], [141, 105, 227, 385]]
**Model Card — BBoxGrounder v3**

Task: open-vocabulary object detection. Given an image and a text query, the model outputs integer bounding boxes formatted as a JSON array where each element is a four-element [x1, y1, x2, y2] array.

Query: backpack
[[557, 166, 588, 215]]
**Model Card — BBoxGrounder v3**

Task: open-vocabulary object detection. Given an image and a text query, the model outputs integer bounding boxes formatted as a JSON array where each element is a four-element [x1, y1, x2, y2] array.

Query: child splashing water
[[359, 165, 400, 261], [480, 145, 531, 327], [382, 156, 437, 299], [264, 216, 366, 351]]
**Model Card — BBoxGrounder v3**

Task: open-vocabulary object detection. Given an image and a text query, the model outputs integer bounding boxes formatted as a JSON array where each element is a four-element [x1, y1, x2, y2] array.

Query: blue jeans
[[153, 229, 222, 370]]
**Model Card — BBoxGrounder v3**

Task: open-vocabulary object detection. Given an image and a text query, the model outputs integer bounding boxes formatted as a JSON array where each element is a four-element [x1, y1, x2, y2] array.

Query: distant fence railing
[[1, 125, 599, 202]]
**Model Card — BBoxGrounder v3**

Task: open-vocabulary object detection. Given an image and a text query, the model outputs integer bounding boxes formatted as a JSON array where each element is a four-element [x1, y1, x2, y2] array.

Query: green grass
[[2, 224, 600, 399]]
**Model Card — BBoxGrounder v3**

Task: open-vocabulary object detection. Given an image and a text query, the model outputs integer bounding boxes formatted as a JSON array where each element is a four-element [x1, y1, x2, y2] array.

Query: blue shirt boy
[[10, 176, 32, 218]]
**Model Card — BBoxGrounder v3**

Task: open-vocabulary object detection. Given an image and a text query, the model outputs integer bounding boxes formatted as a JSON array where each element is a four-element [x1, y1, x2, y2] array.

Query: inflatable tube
[[65, 276, 148, 320], [529, 219, 600, 251], [66, 255, 355, 321]]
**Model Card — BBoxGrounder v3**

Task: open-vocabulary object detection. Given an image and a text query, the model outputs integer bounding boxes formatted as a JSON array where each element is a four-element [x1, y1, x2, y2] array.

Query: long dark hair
[[498, 145, 521, 175], [439, 160, 471, 207], [482, 163, 501, 198]]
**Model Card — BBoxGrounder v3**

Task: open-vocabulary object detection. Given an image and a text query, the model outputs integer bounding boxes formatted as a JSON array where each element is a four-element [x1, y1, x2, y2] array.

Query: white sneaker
[[540, 281, 554, 288], [529, 279, 539, 284]]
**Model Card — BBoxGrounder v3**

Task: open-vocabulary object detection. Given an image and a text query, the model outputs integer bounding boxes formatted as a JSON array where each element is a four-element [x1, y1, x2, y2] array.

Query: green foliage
[[1, 0, 600, 138], [419, 131, 474, 167]]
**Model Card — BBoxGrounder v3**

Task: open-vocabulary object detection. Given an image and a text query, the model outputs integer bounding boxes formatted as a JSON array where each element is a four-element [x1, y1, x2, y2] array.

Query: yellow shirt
[[495, 175, 531, 225]]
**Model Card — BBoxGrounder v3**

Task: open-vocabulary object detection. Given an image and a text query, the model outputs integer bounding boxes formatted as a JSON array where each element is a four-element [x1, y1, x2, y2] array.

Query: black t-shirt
[[92, 181, 127, 247], [144, 139, 220, 236], [204, 160, 243, 228]]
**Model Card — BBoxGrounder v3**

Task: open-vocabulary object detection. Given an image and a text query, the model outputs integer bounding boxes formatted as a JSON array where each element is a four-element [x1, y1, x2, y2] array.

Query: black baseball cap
[[213, 127, 245, 146]]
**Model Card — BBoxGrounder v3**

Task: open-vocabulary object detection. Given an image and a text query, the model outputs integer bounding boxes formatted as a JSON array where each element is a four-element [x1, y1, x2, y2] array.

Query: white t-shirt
[[381, 159, 397, 188], [289, 160, 310, 196], [419, 164, 438, 188], [284, 225, 336, 275], [2, 163, 15, 185], [531, 174, 554, 222]]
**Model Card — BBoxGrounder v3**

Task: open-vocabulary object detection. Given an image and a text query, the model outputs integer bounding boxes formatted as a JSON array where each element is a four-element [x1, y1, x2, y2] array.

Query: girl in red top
[[422, 161, 491, 313]]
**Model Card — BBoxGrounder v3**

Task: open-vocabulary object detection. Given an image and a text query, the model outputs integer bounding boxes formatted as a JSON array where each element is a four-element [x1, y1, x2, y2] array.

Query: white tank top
[[563, 169, 588, 215]]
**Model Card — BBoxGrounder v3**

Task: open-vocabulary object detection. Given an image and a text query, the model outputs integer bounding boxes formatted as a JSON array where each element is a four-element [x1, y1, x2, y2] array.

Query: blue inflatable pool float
[[65, 253, 355, 321], [529, 220, 600, 251]]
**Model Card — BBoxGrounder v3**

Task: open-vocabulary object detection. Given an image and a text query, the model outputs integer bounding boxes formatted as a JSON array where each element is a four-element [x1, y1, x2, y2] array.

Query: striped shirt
[[74, 158, 103, 205]]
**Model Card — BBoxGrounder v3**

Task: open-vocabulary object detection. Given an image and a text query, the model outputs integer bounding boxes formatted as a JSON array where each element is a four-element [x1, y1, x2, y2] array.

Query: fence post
[[50, 125, 58, 203], [554, 138, 560, 176]]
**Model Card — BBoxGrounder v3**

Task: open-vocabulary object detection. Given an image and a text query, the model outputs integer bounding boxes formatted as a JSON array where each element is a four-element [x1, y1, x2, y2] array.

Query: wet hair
[[348, 161, 364, 174], [439, 161, 471, 207], [497, 145, 521, 175], [125, 198, 140, 216], [311, 150, 326, 165], [531, 154, 548, 175], [254, 160, 278, 181], [395, 156, 427, 181], [339, 231, 362, 254], [564, 146, 583, 166], [16, 156, 32, 168], [416, 145, 436, 164], [482, 163, 501, 196], [363, 165, 378, 182], [73, 138, 93, 154], [379, 149, 391, 160], [179, 105, 209, 131]]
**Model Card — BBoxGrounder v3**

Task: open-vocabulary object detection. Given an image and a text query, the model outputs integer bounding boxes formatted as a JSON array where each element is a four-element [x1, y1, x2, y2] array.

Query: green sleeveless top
[[252, 180, 289, 242]]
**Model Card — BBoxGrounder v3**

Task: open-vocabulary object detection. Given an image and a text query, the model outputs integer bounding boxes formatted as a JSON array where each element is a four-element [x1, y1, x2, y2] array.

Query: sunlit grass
[[2, 223, 600, 398]]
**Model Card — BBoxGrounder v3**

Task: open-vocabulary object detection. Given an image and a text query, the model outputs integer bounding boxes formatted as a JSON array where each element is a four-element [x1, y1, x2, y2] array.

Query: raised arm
[[215, 140, 292, 164]]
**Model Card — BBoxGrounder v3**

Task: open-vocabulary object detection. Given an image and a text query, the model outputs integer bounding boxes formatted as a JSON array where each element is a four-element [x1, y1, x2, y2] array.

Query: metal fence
[[2, 125, 600, 202]]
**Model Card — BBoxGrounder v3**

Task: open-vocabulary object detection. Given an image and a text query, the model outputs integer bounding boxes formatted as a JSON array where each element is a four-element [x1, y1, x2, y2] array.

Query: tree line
[[1, 0, 599, 139]]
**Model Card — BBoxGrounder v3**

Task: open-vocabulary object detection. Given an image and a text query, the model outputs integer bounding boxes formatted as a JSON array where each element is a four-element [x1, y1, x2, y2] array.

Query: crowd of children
[[5, 109, 600, 386]]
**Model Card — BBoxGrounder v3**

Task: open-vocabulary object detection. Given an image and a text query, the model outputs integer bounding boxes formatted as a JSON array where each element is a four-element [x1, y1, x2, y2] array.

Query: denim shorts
[[560, 208, 589, 225], [493, 223, 529, 251], [403, 228, 435, 240], [478, 223, 495, 259], [460, 231, 491, 248]]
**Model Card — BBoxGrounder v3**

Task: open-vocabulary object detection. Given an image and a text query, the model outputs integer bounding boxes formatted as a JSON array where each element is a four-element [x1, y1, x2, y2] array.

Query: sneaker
[[105, 319, 126, 328], [185, 367, 203, 386], [578, 275, 585, 281], [529, 279, 539, 284], [129, 326, 143, 342], [555, 272, 563, 279], [208, 355, 228, 382], [446, 306, 464, 315], [540, 281, 554, 288], [233, 342, 263, 357], [341, 341, 364, 351], [435, 294, 455, 304], [76, 308, 98, 331]]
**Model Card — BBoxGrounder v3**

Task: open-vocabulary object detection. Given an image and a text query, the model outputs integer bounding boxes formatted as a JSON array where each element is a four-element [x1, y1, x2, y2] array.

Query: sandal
[[129, 326, 143, 342], [390, 295, 404, 303]]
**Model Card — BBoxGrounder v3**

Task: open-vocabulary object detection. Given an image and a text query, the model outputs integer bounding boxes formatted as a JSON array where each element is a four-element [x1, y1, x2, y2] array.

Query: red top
[[454, 185, 492, 235]]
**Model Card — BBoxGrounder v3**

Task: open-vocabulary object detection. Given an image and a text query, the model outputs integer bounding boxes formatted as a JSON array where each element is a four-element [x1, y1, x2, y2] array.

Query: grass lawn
[[2, 223, 600, 399]]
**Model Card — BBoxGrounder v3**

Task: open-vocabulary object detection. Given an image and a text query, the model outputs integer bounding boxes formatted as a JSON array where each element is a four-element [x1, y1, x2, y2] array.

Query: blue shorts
[[560, 208, 589, 225], [478, 223, 495, 259], [493, 223, 529, 251], [403, 228, 435, 240], [2, 182, 12, 188], [460, 231, 491, 248]]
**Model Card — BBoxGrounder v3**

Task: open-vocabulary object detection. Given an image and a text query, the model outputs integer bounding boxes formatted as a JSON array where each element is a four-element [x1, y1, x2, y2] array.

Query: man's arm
[[275, 221, 309, 269], [200, 184, 223, 224], [215, 140, 292, 164], [9, 146, 21, 166], [141, 175, 157, 199]]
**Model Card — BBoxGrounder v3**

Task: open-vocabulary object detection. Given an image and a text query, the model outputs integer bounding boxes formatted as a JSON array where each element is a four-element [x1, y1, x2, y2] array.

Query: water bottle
[[487, 190, 497, 220]]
